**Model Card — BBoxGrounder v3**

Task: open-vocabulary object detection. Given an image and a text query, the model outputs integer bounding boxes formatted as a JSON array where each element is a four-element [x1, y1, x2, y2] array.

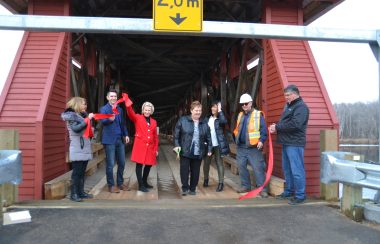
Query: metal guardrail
[[321, 151, 380, 190], [0, 150, 22, 185]]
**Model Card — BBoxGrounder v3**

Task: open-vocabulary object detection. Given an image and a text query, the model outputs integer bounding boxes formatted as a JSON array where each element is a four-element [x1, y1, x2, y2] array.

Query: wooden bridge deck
[[89, 139, 243, 201]]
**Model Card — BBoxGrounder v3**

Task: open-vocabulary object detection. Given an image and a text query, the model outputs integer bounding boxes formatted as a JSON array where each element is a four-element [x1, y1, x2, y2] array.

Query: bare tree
[[334, 101, 379, 142]]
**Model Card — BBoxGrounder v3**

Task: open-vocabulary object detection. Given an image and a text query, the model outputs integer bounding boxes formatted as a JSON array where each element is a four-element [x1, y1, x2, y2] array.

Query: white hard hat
[[239, 94, 253, 103]]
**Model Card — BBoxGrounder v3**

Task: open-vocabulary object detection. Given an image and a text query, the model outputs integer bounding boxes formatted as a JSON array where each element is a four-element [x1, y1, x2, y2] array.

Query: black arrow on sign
[[170, 13, 187, 25]]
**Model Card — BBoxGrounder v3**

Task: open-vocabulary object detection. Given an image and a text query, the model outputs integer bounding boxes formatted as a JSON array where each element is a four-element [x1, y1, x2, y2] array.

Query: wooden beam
[[231, 41, 249, 130], [135, 81, 193, 98], [200, 73, 207, 115], [129, 38, 208, 70], [251, 54, 262, 101], [320, 129, 339, 201], [117, 36, 197, 76]]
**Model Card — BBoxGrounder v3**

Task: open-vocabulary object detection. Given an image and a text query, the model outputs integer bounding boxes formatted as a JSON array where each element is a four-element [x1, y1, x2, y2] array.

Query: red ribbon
[[112, 93, 133, 114], [83, 117, 93, 138], [92, 113, 115, 120], [83, 114, 115, 138], [82, 93, 133, 138], [239, 128, 273, 200]]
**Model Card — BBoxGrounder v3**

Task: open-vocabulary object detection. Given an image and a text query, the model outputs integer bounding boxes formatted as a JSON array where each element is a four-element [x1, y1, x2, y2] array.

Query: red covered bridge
[[0, 0, 352, 200]]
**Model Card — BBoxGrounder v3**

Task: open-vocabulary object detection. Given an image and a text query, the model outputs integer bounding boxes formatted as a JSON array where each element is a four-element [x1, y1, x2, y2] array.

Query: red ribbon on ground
[[239, 128, 274, 200]]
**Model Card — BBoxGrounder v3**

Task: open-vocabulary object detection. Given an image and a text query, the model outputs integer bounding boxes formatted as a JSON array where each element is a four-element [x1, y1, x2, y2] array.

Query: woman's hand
[[88, 113, 94, 120], [207, 152, 212, 156], [217, 102, 222, 112]]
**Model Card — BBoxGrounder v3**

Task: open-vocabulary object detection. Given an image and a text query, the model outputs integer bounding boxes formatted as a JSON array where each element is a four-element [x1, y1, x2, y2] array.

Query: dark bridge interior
[[1, 0, 341, 125]]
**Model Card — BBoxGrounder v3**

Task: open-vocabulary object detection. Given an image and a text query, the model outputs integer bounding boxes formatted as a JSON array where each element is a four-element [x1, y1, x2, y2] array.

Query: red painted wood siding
[[42, 35, 69, 183], [262, 1, 339, 197], [0, 0, 70, 200]]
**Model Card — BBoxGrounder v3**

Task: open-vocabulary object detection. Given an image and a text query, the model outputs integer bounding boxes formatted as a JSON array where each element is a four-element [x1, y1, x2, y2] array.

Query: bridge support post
[[341, 153, 365, 222], [320, 130, 339, 201]]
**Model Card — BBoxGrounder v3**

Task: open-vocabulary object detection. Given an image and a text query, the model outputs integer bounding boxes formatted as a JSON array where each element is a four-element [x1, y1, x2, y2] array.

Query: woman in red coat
[[126, 96, 158, 192]]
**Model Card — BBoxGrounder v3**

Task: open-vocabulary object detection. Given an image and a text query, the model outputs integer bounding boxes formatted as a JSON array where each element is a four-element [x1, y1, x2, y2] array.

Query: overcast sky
[[309, 0, 380, 104], [0, 0, 379, 104]]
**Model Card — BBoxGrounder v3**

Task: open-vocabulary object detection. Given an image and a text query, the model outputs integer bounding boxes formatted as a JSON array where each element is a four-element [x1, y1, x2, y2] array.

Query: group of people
[[62, 89, 158, 202], [61, 84, 309, 205]]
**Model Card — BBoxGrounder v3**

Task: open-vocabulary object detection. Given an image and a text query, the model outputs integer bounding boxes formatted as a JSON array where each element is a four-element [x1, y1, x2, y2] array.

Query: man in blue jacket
[[270, 84, 309, 205], [100, 90, 130, 193]]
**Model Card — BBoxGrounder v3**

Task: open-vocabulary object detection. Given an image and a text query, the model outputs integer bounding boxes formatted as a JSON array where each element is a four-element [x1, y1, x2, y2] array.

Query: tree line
[[334, 101, 379, 142]]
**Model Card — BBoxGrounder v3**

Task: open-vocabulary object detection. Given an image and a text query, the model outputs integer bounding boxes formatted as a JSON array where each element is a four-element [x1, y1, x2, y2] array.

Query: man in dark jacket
[[270, 84, 309, 205], [100, 89, 130, 193]]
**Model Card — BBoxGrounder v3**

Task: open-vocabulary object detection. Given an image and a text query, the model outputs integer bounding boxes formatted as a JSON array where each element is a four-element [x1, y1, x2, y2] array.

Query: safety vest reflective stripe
[[233, 110, 261, 145]]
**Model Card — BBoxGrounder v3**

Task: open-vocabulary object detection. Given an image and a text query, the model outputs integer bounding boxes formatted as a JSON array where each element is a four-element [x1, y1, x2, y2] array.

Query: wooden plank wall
[[262, 0, 339, 196], [0, 0, 70, 200], [42, 34, 69, 183]]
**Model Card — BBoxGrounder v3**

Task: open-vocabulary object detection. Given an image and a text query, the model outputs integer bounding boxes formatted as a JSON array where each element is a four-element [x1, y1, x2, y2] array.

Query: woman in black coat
[[203, 101, 230, 192], [174, 101, 212, 196]]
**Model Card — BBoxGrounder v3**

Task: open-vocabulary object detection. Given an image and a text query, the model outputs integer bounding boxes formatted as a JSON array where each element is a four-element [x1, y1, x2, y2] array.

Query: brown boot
[[108, 186, 120, 193]]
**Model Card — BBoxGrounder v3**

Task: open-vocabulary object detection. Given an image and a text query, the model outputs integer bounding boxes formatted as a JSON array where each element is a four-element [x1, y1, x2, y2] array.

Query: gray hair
[[284, 84, 300, 95], [142, 101, 154, 114]]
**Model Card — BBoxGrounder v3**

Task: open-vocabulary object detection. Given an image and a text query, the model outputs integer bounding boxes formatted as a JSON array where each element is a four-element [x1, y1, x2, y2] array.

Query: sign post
[[153, 0, 203, 32]]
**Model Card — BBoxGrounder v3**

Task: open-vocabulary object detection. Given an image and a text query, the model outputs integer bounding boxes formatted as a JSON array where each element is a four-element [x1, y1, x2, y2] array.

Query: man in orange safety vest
[[233, 93, 268, 198]]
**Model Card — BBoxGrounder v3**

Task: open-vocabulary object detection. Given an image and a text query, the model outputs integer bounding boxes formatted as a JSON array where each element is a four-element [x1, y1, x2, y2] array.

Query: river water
[[339, 144, 379, 163]]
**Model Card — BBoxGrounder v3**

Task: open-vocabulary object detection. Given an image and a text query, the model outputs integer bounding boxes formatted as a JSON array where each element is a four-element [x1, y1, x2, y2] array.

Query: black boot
[[216, 183, 224, 192], [203, 179, 209, 187], [70, 180, 82, 202], [136, 165, 149, 193], [143, 181, 153, 189], [142, 166, 153, 189], [79, 178, 93, 199]]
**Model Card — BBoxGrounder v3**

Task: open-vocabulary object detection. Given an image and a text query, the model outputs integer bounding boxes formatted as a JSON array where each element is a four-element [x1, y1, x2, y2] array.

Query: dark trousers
[[180, 156, 202, 192], [135, 163, 152, 186], [203, 146, 224, 183], [71, 160, 88, 194]]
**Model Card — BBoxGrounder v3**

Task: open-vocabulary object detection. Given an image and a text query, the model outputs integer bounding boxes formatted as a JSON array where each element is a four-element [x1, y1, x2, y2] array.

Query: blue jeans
[[236, 146, 267, 192], [104, 137, 126, 187], [282, 145, 306, 199]]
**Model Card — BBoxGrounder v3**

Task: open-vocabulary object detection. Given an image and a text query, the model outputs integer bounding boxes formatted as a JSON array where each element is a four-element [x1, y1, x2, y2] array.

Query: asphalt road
[[1, 201, 380, 244]]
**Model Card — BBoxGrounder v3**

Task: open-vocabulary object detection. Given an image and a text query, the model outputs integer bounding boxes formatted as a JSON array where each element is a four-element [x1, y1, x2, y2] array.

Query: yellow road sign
[[153, 0, 203, 32]]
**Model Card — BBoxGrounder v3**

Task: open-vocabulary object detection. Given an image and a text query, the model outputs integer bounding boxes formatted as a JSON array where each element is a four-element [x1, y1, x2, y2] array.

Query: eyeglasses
[[241, 103, 249, 106]]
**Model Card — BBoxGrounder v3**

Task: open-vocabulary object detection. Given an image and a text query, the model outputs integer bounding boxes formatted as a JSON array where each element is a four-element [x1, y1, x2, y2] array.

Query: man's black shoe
[[236, 188, 250, 193], [182, 189, 189, 196], [275, 192, 293, 200], [288, 198, 306, 205], [189, 191, 196, 195]]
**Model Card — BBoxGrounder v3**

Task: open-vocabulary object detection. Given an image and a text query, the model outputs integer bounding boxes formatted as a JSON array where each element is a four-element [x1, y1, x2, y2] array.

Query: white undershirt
[[208, 116, 219, 147]]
